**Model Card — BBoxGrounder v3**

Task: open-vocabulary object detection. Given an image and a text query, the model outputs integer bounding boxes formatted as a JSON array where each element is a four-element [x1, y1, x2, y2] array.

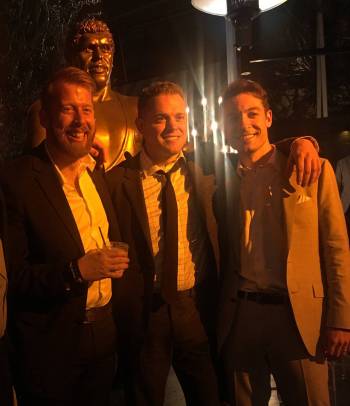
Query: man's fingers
[[296, 155, 304, 186], [104, 257, 129, 270], [301, 156, 312, 187], [309, 158, 321, 186], [106, 269, 126, 279], [325, 329, 350, 359]]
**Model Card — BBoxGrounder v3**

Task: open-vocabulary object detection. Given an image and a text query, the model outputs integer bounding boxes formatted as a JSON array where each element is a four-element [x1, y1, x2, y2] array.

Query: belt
[[237, 290, 289, 305], [82, 302, 112, 324]]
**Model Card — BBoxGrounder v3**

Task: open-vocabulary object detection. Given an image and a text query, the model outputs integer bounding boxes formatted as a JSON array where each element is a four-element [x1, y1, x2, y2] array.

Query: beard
[[48, 123, 96, 163]]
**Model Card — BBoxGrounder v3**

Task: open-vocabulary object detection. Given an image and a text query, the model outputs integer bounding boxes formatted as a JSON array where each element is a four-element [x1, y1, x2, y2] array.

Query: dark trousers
[[0, 334, 13, 406], [123, 290, 221, 406], [16, 312, 117, 406], [222, 299, 329, 406]]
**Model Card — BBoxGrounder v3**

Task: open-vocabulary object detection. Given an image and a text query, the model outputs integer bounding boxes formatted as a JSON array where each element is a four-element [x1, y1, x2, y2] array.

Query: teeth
[[68, 132, 85, 139]]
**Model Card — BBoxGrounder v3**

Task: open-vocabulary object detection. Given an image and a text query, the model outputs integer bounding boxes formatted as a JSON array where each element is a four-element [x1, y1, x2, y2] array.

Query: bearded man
[[1, 67, 129, 406]]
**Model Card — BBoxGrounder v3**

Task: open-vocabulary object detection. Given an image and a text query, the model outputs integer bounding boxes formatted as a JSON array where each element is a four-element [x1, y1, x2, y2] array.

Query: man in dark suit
[[0, 190, 13, 406], [107, 81, 221, 406], [106, 81, 321, 406], [1, 67, 129, 406]]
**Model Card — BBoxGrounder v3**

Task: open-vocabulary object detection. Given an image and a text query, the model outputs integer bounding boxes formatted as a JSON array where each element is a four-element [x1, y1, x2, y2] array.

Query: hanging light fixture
[[191, 0, 287, 16]]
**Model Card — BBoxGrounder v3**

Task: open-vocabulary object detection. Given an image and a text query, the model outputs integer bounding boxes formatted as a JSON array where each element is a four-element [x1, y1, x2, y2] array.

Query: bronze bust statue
[[27, 18, 141, 169]]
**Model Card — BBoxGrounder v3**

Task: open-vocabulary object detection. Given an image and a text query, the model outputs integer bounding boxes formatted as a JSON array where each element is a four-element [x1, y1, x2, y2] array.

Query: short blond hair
[[138, 81, 185, 117]]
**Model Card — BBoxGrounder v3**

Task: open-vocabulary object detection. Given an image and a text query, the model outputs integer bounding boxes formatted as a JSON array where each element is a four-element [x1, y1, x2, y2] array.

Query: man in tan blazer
[[216, 79, 350, 405]]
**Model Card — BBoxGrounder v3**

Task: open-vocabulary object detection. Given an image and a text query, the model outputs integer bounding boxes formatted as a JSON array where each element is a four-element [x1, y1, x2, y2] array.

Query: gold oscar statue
[[27, 18, 141, 170]]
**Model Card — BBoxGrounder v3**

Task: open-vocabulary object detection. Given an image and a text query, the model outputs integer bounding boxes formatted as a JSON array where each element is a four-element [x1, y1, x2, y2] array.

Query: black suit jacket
[[106, 149, 219, 349], [0, 143, 120, 396]]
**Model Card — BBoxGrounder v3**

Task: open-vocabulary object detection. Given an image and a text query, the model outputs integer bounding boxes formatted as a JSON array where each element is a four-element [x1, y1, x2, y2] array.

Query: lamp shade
[[191, 0, 227, 16], [259, 0, 287, 12], [191, 0, 287, 15]]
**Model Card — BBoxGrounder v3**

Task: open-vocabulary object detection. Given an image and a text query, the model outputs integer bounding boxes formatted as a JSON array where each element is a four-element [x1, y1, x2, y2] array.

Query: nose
[[73, 109, 85, 126], [239, 113, 250, 129], [166, 116, 177, 130], [92, 46, 102, 61]]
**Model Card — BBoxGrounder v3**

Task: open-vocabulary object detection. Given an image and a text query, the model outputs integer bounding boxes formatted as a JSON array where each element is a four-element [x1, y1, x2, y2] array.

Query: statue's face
[[74, 32, 114, 90]]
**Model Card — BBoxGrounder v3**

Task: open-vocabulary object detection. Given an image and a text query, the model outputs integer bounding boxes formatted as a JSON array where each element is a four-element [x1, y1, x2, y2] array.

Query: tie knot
[[157, 169, 169, 176], [156, 170, 172, 186]]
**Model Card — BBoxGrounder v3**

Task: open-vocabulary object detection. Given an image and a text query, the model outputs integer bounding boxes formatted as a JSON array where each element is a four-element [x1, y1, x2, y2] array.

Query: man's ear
[[266, 109, 273, 128], [135, 117, 143, 134], [39, 108, 49, 130]]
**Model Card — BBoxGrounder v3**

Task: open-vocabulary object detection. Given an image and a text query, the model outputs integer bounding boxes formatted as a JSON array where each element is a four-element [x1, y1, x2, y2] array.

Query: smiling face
[[223, 92, 273, 164], [74, 32, 114, 90], [136, 93, 187, 165], [40, 81, 96, 167]]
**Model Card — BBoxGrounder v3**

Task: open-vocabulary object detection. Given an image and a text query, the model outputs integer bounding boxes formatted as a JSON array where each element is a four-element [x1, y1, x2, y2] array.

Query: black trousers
[[16, 312, 117, 406], [122, 289, 221, 406], [0, 334, 13, 406]]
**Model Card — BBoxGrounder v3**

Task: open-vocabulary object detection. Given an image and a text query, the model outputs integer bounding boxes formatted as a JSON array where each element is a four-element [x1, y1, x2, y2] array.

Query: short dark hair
[[222, 79, 270, 111], [41, 67, 96, 110], [138, 81, 185, 117], [65, 17, 115, 62]]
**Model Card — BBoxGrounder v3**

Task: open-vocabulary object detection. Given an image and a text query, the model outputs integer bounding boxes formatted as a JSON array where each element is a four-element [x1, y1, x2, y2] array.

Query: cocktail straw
[[99, 226, 107, 246]]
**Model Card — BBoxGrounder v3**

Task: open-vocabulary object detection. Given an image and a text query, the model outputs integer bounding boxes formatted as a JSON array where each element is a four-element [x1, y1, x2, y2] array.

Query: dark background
[[0, 0, 350, 164]]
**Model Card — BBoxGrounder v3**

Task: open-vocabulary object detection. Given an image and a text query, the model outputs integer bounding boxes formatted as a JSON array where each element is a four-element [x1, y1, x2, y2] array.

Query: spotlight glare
[[211, 121, 218, 132], [218, 96, 223, 105], [201, 97, 208, 107], [191, 128, 198, 137], [185, 106, 190, 114]]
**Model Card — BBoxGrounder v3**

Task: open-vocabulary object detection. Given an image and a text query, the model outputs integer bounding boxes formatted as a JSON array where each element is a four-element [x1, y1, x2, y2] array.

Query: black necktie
[[157, 170, 178, 303]]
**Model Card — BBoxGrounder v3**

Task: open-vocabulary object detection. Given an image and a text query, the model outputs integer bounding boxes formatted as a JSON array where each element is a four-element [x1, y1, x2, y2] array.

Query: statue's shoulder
[[110, 89, 137, 106]]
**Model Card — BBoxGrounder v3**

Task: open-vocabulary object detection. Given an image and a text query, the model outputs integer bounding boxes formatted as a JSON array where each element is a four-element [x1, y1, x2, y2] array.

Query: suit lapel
[[122, 155, 153, 253], [278, 154, 301, 252], [32, 145, 84, 252]]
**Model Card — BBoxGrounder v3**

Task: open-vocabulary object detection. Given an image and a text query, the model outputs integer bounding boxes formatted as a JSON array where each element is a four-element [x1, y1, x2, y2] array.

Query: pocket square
[[297, 194, 311, 204]]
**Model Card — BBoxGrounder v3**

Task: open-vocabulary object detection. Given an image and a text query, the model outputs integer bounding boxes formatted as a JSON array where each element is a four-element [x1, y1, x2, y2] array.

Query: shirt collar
[[140, 148, 186, 177], [237, 145, 278, 177], [45, 142, 96, 185]]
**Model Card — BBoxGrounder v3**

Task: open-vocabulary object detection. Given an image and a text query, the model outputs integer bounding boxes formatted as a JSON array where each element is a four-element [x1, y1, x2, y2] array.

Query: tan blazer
[[217, 154, 350, 356]]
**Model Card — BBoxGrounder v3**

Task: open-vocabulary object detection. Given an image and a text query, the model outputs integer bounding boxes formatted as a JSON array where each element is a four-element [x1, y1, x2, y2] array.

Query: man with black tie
[[1, 67, 129, 406], [106, 80, 321, 406]]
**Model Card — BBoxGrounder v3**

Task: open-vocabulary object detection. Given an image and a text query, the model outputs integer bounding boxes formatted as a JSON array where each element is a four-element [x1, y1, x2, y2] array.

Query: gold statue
[[27, 18, 141, 169]]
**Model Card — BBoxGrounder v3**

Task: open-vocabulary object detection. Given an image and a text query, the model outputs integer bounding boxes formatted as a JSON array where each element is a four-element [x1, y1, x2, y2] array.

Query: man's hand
[[287, 138, 321, 186], [323, 327, 350, 359], [90, 138, 106, 168], [77, 247, 129, 281]]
